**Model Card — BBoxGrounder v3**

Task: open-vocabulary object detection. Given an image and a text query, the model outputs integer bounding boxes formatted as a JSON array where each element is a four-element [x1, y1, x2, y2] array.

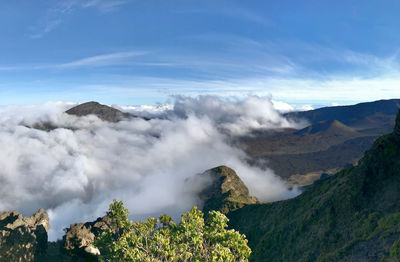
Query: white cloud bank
[[0, 96, 300, 240]]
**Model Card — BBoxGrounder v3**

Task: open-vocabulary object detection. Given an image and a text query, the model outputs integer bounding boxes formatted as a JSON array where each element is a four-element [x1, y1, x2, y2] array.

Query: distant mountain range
[[239, 99, 400, 186], [228, 109, 400, 261], [286, 99, 400, 129]]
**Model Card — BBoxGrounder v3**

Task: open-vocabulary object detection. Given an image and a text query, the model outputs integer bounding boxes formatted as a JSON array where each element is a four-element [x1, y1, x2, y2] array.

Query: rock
[[84, 245, 100, 256], [0, 209, 49, 262], [199, 165, 259, 214], [65, 101, 131, 122], [63, 215, 112, 260]]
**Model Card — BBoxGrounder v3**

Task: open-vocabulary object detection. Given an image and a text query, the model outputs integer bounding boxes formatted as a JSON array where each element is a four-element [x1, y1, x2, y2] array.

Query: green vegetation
[[95, 200, 251, 262], [228, 118, 400, 261]]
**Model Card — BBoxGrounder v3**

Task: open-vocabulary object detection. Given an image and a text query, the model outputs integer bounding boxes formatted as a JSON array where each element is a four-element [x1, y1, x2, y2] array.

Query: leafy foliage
[[95, 200, 251, 262]]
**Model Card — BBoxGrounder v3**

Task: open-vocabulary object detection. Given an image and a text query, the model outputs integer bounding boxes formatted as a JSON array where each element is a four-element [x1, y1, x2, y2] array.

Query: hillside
[[241, 120, 361, 157], [65, 101, 132, 122], [286, 99, 400, 130], [238, 99, 400, 186], [294, 120, 358, 136], [262, 136, 375, 184], [228, 110, 400, 261]]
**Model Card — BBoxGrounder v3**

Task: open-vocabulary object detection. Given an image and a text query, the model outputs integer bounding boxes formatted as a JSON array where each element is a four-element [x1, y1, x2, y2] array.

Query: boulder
[[63, 215, 112, 260], [0, 209, 49, 262]]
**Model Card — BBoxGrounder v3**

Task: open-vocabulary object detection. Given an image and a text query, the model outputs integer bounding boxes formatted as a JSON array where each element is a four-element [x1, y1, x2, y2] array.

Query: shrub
[[95, 199, 251, 262]]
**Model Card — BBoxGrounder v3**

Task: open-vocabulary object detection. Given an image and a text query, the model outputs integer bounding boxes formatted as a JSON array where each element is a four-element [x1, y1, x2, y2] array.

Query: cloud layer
[[0, 96, 300, 240]]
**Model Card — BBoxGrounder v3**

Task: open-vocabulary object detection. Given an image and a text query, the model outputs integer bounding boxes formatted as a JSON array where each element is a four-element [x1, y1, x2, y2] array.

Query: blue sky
[[1, 0, 400, 106]]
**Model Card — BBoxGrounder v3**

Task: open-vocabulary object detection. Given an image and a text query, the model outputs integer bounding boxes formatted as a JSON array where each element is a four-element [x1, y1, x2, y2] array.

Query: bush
[[95, 200, 251, 262]]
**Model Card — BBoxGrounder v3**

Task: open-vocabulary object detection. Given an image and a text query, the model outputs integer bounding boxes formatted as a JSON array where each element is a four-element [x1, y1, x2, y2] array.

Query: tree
[[95, 200, 251, 262]]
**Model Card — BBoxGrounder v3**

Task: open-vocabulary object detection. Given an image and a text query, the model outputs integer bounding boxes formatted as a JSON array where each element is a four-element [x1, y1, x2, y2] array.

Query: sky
[[1, 0, 400, 107]]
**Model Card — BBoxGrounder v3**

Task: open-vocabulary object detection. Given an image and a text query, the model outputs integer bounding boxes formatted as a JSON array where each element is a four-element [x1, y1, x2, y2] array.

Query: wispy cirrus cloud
[[31, 0, 131, 39], [0, 51, 148, 72], [81, 0, 129, 12], [69, 72, 400, 106], [0, 66, 25, 71], [2, 37, 400, 79], [256, 40, 400, 76], [31, 19, 62, 39], [1, 36, 400, 106], [177, 3, 271, 27], [58, 51, 149, 69]]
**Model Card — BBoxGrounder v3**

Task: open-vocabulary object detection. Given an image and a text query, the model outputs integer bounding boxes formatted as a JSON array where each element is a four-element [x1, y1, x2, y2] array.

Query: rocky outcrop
[[62, 215, 112, 260], [199, 166, 259, 214], [65, 101, 131, 122], [0, 209, 49, 262]]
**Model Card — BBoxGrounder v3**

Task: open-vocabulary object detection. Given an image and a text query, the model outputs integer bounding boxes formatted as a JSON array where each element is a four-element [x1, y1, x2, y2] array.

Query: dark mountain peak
[[81, 101, 100, 106], [65, 101, 129, 122], [199, 165, 258, 214]]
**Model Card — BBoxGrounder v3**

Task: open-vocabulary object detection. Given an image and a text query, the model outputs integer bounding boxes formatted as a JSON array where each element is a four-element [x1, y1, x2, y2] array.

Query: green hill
[[228, 110, 400, 261]]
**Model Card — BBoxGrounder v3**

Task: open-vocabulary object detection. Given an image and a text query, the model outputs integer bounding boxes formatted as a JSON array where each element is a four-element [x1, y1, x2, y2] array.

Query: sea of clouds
[[0, 96, 302, 240]]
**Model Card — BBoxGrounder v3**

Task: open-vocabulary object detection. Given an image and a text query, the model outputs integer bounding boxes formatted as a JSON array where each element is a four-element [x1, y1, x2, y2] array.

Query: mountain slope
[[65, 101, 132, 122], [228, 110, 400, 261], [242, 120, 360, 157], [263, 136, 375, 182], [294, 120, 358, 136], [286, 98, 400, 130]]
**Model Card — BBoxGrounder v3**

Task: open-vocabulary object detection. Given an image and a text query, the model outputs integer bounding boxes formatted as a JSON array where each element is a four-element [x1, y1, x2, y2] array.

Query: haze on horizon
[[0, 0, 399, 107]]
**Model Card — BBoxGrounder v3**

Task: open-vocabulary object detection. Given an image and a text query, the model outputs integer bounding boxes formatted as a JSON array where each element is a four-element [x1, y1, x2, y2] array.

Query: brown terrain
[[236, 99, 400, 186]]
